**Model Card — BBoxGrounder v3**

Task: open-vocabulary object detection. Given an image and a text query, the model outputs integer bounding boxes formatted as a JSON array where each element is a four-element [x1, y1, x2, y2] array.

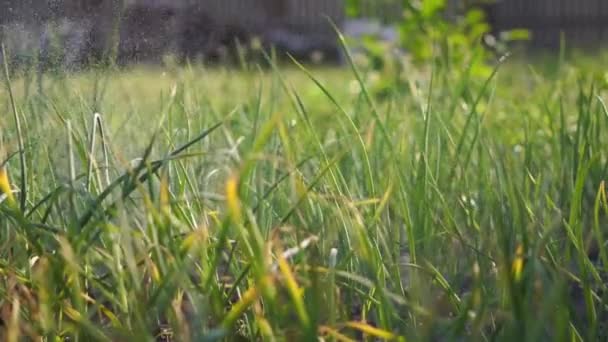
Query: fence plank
[[490, 0, 608, 48]]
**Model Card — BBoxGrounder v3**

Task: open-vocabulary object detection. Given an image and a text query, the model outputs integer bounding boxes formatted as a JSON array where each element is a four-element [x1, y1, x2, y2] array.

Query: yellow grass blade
[[256, 316, 275, 340], [0, 166, 15, 205], [159, 171, 170, 213], [222, 282, 261, 329], [511, 244, 525, 282], [226, 174, 242, 223], [7, 298, 20, 342], [180, 229, 208, 253], [345, 321, 398, 340], [277, 254, 310, 328], [319, 326, 357, 342]]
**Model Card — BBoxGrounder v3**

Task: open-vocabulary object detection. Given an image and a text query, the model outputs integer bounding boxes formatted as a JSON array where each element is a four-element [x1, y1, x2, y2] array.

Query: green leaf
[[421, 0, 446, 18], [504, 29, 531, 41]]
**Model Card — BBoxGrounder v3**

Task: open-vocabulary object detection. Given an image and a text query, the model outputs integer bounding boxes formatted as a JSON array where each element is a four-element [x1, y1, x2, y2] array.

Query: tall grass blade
[[2, 44, 27, 211]]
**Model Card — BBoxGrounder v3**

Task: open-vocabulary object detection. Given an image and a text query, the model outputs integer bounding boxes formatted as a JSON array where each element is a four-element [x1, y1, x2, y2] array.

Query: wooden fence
[[3, 0, 607, 66], [196, 0, 344, 34], [0, 0, 346, 64], [355, 0, 403, 23], [487, 0, 608, 48]]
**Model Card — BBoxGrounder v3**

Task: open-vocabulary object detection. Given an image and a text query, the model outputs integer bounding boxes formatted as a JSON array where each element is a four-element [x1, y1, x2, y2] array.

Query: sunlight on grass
[[0, 51, 608, 340]]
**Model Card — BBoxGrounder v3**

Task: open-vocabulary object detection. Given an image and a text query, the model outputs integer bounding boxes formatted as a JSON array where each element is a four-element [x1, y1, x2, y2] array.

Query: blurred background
[[0, 0, 607, 68]]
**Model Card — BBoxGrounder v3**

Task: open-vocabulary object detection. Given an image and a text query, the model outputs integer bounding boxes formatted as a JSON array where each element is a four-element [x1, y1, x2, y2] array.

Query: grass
[[1, 47, 608, 341]]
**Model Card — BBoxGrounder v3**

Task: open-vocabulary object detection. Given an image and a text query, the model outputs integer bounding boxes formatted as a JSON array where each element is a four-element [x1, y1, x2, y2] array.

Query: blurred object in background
[[348, 0, 608, 51], [1, 0, 608, 69], [0, 0, 344, 68], [343, 18, 398, 43]]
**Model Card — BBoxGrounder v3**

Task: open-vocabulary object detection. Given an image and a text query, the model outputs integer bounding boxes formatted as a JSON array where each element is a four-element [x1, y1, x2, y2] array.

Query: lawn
[[1, 50, 608, 341]]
